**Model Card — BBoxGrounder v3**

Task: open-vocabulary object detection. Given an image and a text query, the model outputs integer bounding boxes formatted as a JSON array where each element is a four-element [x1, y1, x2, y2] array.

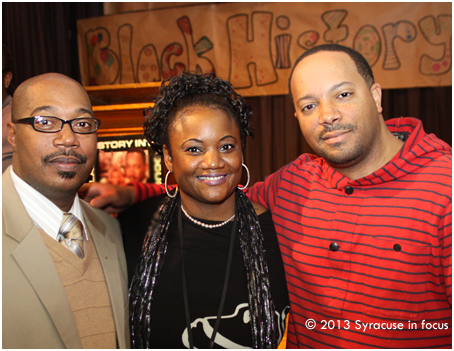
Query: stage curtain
[[2, 2, 103, 89]]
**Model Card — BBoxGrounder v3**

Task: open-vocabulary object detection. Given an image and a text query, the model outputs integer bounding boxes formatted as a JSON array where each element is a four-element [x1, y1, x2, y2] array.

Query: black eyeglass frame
[[13, 116, 101, 134]]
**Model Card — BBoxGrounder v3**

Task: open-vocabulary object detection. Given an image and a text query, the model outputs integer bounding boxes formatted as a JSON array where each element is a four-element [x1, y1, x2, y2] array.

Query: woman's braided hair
[[143, 72, 254, 156]]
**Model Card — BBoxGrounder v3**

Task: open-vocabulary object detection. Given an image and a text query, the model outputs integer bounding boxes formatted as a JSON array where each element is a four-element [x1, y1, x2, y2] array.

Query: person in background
[[82, 44, 452, 348], [128, 72, 289, 349], [2, 73, 129, 348], [124, 147, 148, 183], [107, 165, 126, 186], [2, 44, 14, 172]]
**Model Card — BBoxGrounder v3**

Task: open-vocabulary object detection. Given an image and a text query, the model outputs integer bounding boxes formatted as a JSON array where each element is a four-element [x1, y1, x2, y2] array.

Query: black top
[[120, 195, 290, 349], [119, 195, 166, 283]]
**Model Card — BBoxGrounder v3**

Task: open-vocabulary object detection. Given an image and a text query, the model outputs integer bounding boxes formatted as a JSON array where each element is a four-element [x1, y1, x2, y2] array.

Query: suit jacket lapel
[[2, 170, 82, 348], [82, 203, 127, 349]]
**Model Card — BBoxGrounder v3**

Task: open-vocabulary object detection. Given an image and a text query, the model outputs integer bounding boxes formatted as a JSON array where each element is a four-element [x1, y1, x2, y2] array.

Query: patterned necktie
[[57, 213, 85, 259]]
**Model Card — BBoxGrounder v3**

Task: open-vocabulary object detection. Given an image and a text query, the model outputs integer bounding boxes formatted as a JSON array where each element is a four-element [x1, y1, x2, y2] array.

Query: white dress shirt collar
[[10, 166, 89, 241]]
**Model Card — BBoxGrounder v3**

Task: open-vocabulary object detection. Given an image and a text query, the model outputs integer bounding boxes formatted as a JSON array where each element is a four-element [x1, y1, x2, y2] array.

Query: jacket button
[[330, 242, 339, 251], [345, 186, 354, 195], [393, 244, 401, 252]]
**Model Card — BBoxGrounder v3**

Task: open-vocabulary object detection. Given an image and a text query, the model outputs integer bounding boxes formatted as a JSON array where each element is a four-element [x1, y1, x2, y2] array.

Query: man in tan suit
[[2, 73, 129, 348]]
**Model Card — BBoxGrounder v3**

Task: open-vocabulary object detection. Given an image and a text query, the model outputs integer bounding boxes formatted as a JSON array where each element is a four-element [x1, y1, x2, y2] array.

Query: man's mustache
[[319, 123, 355, 139], [42, 149, 87, 164]]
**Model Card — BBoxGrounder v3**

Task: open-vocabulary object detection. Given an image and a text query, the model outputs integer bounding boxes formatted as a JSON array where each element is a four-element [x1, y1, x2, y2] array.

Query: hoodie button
[[330, 242, 339, 251]]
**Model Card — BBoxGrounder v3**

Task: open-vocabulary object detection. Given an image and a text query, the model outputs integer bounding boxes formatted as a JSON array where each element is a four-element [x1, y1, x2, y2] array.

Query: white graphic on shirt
[[181, 303, 289, 349]]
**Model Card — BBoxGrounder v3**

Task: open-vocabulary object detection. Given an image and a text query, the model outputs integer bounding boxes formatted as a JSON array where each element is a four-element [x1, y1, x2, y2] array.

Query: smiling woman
[[163, 106, 242, 218], [129, 72, 289, 349]]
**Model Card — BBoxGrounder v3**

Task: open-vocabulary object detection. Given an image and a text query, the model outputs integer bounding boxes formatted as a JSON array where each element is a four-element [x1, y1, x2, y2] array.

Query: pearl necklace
[[181, 205, 235, 229]]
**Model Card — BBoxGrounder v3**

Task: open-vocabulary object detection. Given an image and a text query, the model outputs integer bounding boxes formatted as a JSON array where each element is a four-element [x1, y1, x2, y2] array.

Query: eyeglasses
[[13, 116, 101, 134]]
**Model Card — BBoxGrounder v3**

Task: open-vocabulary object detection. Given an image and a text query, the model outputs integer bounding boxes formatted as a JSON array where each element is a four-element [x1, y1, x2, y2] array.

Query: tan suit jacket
[[2, 168, 130, 348]]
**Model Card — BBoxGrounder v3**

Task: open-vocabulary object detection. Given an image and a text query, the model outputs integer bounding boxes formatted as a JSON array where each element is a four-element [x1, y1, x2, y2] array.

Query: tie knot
[[58, 213, 85, 258], [59, 213, 83, 239]]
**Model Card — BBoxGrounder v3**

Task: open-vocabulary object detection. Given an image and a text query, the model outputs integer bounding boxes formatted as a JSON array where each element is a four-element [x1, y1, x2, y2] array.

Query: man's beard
[[57, 171, 77, 179], [319, 143, 364, 167], [317, 123, 363, 167]]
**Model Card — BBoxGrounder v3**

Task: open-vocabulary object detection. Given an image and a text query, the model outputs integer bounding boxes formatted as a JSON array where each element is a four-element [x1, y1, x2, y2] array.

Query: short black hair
[[143, 72, 254, 156], [2, 44, 13, 73], [288, 44, 375, 99], [2, 44, 14, 96]]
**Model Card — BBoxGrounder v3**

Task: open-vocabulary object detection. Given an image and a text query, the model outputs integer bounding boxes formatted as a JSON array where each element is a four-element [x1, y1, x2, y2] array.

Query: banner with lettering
[[77, 2, 452, 96]]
